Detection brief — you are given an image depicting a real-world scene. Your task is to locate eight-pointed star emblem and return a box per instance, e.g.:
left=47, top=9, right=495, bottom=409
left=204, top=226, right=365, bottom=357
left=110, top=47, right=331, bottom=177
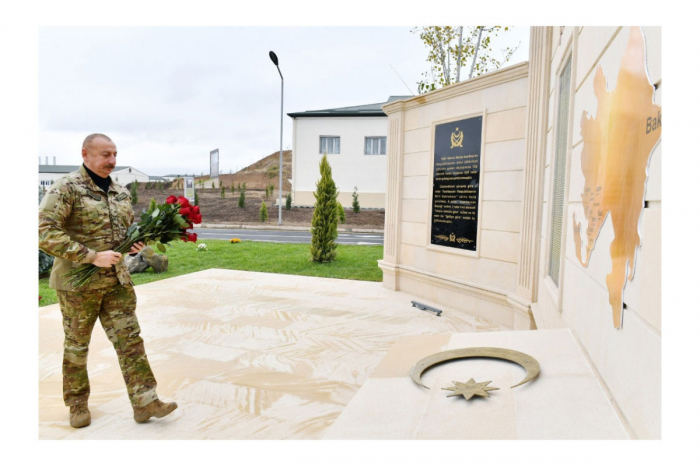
left=442, top=378, right=499, bottom=401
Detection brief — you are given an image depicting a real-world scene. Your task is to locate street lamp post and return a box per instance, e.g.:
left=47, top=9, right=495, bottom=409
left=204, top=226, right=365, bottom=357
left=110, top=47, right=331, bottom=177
left=269, top=51, right=284, bottom=225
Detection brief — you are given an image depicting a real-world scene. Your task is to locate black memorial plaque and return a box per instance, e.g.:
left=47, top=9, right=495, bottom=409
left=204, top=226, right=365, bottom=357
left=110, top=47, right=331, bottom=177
left=430, top=116, right=483, bottom=251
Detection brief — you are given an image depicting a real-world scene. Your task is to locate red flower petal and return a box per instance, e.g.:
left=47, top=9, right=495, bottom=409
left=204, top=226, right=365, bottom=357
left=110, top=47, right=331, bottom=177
left=166, top=195, right=177, bottom=204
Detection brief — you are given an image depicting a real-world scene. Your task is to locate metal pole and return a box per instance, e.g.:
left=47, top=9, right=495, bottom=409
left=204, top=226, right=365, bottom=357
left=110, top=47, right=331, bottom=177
left=278, top=69, right=284, bottom=225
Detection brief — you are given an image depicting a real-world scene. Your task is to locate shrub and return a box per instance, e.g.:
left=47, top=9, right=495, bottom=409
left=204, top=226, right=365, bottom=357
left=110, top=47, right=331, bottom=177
left=219, top=179, right=222, bottom=188
left=194, top=190, right=199, bottom=206
left=352, top=186, right=360, bottom=213
left=310, top=154, right=339, bottom=262
left=39, top=250, right=54, bottom=275
left=285, top=193, right=292, bottom=210
left=130, top=182, right=139, bottom=205
left=230, top=183, right=235, bottom=194
left=259, top=201, right=268, bottom=222
left=220, top=186, right=225, bottom=198
left=211, top=181, right=215, bottom=189
left=238, top=191, right=245, bottom=209
left=336, top=202, right=346, bottom=224
left=269, top=183, right=274, bottom=198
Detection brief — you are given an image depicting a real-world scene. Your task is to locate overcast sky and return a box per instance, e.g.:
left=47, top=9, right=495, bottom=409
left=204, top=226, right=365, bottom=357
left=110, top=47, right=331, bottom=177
left=39, top=27, right=529, bottom=176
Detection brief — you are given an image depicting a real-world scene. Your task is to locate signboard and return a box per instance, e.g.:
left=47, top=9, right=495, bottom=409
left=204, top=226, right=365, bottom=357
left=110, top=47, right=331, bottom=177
left=184, top=176, right=195, bottom=204
left=430, top=116, right=483, bottom=251
left=210, top=149, right=219, bottom=179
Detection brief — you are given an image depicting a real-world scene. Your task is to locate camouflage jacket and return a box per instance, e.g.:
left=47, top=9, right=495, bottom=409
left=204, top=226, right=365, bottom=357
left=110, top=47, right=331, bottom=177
left=39, top=165, right=135, bottom=291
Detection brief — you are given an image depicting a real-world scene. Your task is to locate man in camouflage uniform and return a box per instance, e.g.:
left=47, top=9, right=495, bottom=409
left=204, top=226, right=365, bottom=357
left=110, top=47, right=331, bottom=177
left=39, top=133, right=177, bottom=428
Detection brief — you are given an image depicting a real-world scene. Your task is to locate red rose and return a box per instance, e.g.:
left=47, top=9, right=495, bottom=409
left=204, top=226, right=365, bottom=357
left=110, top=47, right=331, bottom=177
left=180, top=206, right=192, bottom=217
left=177, top=196, right=190, bottom=207
left=192, top=214, right=202, bottom=224
left=166, top=195, right=177, bottom=204
left=192, top=205, right=200, bottom=214
left=187, top=232, right=197, bottom=242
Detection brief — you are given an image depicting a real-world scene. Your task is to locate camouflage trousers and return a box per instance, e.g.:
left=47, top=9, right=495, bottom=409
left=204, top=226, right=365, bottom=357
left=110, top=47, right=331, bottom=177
left=56, top=284, right=158, bottom=408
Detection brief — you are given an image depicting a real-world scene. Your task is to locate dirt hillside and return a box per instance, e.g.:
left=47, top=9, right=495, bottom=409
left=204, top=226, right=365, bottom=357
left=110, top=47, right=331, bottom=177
left=195, top=150, right=292, bottom=193
left=130, top=149, right=385, bottom=229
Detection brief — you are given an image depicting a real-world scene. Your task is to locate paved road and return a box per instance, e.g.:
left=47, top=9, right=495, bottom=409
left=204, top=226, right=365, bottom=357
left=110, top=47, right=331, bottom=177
left=192, top=227, right=384, bottom=245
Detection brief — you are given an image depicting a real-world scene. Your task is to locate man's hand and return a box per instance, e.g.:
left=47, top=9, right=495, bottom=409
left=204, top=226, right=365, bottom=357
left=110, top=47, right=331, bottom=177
left=92, top=250, right=122, bottom=268
left=129, top=242, right=145, bottom=255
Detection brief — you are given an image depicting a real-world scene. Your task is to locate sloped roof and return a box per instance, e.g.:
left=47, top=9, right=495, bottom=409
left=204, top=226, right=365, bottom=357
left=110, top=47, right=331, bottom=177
left=288, top=95, right=411, bottom=118
left=39, top=165, right=132, bottom=174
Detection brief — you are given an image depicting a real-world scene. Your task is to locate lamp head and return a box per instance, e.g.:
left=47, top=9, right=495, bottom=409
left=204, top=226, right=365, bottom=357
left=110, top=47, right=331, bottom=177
left=269, top=51, right=279, bottom=66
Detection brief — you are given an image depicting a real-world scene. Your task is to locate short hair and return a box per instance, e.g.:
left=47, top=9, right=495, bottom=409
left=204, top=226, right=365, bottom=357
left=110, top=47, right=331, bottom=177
left=82, top=133, right=113, bottom=149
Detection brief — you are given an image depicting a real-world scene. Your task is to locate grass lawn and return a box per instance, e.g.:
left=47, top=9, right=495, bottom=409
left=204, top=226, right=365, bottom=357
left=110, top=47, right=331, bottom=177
left=39, top=240, right=384, bottom=307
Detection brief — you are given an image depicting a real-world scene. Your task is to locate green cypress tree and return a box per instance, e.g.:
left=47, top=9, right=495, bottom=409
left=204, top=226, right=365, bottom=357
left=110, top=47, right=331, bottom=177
left=285, top=193, right=292, bottom=210
left=336, top=201, right=346, bottom=224
left=238, top=191, right=245, bottom=209
left=220, top=185, right=225, bottom=198
left=230, top=183, right=235, bottom=194
left=194, top=190, right=199, bottom=206
left=259, top=201, right=268, bottom=222
left=352, top=186, right=360, bottom=213
left=310, top=154, right=339, bottom=262
left=130, top=182, right=139, bottom=205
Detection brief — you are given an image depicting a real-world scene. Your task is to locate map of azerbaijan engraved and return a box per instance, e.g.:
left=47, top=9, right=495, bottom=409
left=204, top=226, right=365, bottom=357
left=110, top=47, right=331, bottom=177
left=572, top=27, right=661, bottom=328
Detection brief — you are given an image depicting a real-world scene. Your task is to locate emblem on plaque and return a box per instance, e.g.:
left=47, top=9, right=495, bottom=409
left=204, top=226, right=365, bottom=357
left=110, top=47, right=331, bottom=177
left=450, top=127, right=463, bottom=148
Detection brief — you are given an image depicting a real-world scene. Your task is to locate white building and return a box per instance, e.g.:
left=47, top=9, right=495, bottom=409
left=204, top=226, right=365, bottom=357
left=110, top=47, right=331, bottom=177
left=39, top=164, right=149, bottom=187
left=288, top=96, right=410, bottom=209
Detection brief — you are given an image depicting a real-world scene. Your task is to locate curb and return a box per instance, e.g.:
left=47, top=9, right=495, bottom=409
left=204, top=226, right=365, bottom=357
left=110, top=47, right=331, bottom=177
left=196, top=223, right=384, bottom=234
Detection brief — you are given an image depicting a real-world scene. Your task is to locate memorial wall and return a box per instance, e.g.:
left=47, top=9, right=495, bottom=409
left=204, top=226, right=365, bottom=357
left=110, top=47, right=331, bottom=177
left=380, top=27, right=661, bottom=439
left=526, top=26, right=661, bottom=439
left=380, top=62, right=532, bottom=330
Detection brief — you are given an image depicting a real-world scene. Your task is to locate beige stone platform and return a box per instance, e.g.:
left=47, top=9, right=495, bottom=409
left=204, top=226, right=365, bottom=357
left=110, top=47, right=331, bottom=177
left=39, top=269, right=505, bottom=439
left=324, top=329, right=629, bottom=439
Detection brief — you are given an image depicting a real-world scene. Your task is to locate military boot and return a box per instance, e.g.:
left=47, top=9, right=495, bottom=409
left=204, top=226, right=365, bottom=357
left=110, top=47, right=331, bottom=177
left=133, top=399, right=178, bottom=423
left=69, top=402, right=91, bottom=428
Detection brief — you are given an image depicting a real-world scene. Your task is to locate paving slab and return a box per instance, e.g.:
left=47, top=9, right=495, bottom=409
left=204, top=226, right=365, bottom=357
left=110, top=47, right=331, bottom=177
left=39, top=268, right=504, bottom=439
left=324, top=329, right=629, bottom=440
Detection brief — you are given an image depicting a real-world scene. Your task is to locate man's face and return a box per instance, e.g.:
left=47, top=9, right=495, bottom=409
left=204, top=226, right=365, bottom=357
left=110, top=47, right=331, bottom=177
left=82, top=137, right=117, bottom=178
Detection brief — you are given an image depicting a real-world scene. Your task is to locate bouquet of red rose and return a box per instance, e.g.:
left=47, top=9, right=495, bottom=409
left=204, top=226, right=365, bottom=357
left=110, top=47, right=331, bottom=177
left=63, top=195, right=201, bottom=289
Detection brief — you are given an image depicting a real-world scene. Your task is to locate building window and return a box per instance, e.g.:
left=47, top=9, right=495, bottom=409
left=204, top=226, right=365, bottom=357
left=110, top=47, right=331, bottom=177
left=320, top=136, right=340, bottom=154
left=548, top=57, right=572, bottom=287
left=364, top=137, right=386, bottom=155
